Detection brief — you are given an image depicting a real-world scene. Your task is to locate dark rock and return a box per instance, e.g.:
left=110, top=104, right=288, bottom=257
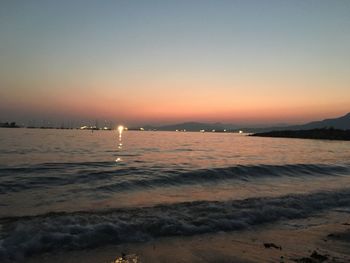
left=251, top=128, right=350, bottom=141
left=263, top=242, right=282, bottom=250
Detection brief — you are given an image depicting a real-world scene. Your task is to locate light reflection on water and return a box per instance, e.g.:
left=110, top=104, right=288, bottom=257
left=116, top=126, right=123, bottom=162
left=0, top=128, right=349, bottom=217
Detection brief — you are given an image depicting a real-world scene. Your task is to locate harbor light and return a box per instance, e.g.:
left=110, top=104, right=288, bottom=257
left=118, top=125, right=124, bottom=134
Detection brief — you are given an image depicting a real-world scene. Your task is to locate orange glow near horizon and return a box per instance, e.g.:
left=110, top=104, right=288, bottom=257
left=2, top=83, right=348, bottom=126
left=2, top=69, right=349, bottom=125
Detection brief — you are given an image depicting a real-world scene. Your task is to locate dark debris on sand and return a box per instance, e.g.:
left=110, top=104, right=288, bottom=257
left=293, top=250, right=329, bottom=263
left=327, top=229, right=350, bottom=242
left=263, top=242, right=282, bottom=250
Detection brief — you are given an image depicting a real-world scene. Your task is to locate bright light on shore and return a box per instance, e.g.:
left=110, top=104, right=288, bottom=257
left=118, top=125, right=124, bottom=133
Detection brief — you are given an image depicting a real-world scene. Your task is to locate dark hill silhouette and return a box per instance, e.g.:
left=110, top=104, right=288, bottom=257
left=130, top=112, right=350, bottom=132
left=244, top=112, right=350, bottom=132
left=290, top=112, right=350, bottom=130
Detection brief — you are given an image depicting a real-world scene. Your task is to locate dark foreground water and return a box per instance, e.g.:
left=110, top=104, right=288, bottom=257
left=0, top=129, right=350, bottom=261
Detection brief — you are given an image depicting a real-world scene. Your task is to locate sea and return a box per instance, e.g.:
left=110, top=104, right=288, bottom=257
left=0, top=128, right=350, bottom=262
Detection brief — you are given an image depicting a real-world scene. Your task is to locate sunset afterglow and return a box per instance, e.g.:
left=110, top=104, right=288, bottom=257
left=1, top=1, right=349, bottom=126
left=1, top=2, right=350, bottom=262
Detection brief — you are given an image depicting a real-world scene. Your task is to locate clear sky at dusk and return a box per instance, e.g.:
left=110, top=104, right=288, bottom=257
left=1, top=0, right=350, bottom=126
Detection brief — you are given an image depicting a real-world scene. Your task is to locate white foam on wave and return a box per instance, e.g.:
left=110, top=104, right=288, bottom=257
left=1, top=189, right=350, bottom=262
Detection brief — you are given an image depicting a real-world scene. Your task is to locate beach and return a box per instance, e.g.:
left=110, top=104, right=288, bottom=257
left=26, top=210, right=350, bottom=263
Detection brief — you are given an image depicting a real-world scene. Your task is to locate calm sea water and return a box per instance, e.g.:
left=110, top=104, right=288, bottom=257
left=0, top=128, right=350, bottom=261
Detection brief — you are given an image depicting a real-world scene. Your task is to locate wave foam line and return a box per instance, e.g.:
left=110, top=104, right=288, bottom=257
left=1, top=189, right=350, bottom=261
left=0, top=163, right=349, bottom=194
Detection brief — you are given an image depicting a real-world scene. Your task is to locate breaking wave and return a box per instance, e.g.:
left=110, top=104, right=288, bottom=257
left=96, top=163, right=349, bottom=192
left=1, top=189, right=350, bottom=261
left=0, top=162, right=349, bottom=194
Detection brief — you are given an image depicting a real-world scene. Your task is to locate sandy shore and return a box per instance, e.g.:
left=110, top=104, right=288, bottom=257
left=27, top=210, right=350, bottom=263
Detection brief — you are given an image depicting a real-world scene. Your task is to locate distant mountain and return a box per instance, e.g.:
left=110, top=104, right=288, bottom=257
left=131, top=112, right=350, bottom=132
left=246, top=112, right=350, bottom=132
left=294, top=112, right=350, bottom=130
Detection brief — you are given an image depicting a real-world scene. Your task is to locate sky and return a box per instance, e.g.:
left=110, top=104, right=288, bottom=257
left=1, top=0, right=350, bottom=126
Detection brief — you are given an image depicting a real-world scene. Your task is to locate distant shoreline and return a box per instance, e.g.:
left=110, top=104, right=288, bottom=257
left=0, top=126, right=245, bottom=133
left=251, top=128, right=350, bottom=141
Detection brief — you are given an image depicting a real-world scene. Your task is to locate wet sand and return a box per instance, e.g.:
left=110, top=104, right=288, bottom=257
left=27, top=210, right=350, bottom=263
